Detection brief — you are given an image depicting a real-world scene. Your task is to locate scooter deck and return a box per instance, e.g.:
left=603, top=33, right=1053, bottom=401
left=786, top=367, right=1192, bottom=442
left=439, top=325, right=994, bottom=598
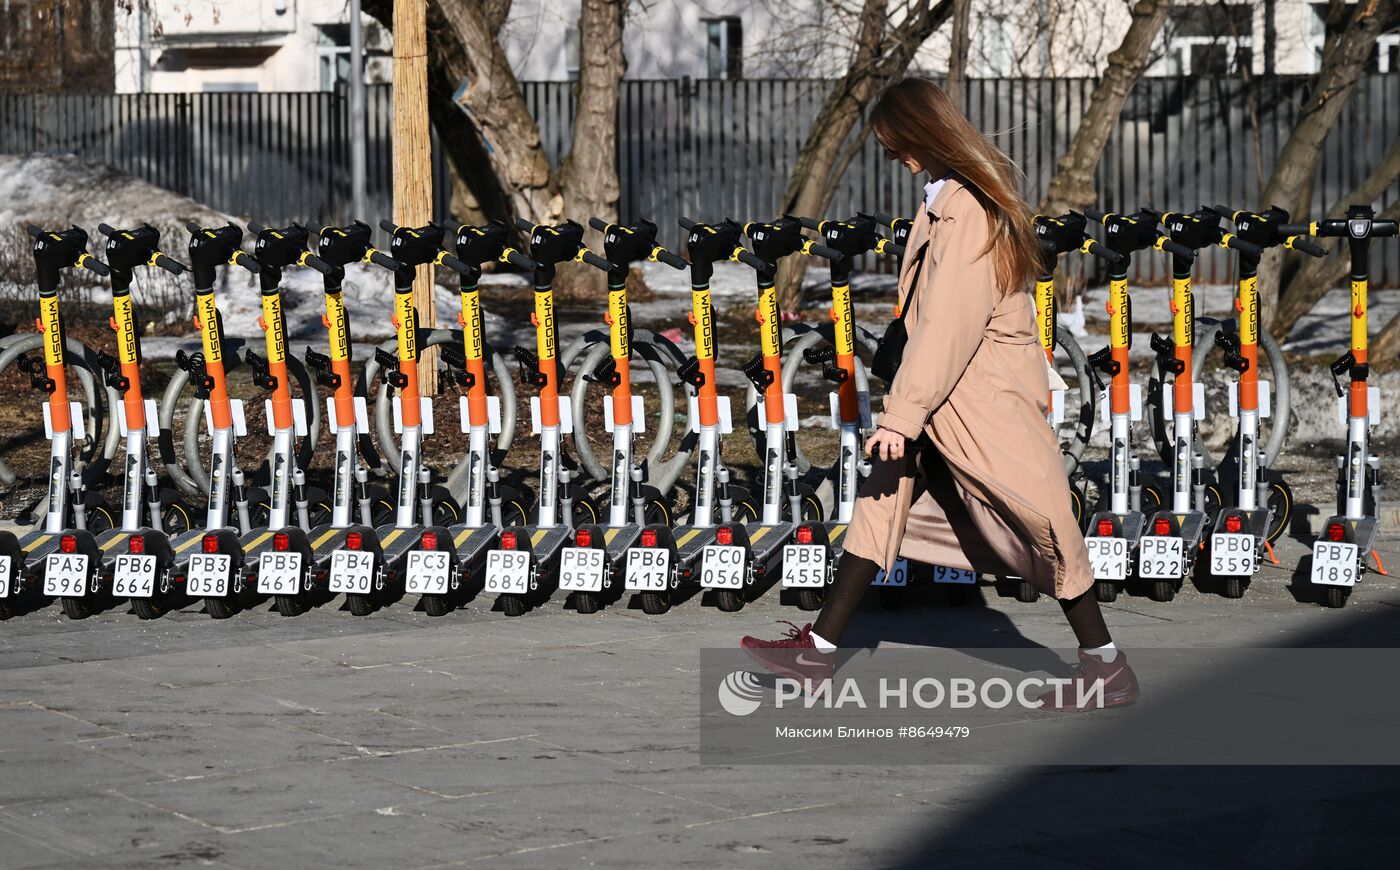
left=373, top=524, right=428, bottom=564
left=598, top=525, right=643, bottom=566
left=168, top=527, right=236, bottom=569
left=517, top=526, right=573, bottom=566
left=17, top=530, right=64, bottom=566
left=823, top=522, right=850, bottom=560
left=743, top=521, right=794, bottom=572
left=308, top=526, right=357, bottom=561
left=447, top=525, right=499, bottom=566
left=238, top=528, right=285, bottom=561
left=673, top=525, right=721, bottom=568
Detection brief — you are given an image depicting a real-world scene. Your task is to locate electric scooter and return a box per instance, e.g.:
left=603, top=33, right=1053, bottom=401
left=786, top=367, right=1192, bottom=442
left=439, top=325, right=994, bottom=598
left=626, top=218, right=766, bottom=615
left=1080, top=208, right=1192, bottom=603
left=11, top=226, right=112, bottom=617
left=93, top=223, right=193, bottom=619
left=1285, top=205, right=1399, bottom=608
left=556, top=218, right=687, bottom=614
left=398, top=220, right=535, bottom=616
left=1133, top=208, right=1255, bottom=601
left=688, top=217, right=839, bottom=612
left=482, top=219, right=609, bottom=617
left=1202, top=205, right=1325, bottom=597
left=172, top=222, right=265, bottom=618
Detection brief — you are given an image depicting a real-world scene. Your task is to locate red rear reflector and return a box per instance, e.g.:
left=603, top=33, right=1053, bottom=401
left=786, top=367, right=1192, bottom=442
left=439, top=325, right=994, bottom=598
left=641, top=529, right=658, bottom=547
left=345, top=531, right=363, bottom=550
left=574, top=528, right=592, bottom=548
left=421, top=531, right=438, bottom=550
left=500, top=531, right=517, bottom=550
left=202, top=534, right=220, bottom=553
left=128, top=535, right=146, bottom=554
left=1224, top=515, right=1243, bottom=534
left=716, top=526, right=733, bottom=546
left=60, top=534, right=77, bottom=554
left=1096, top=519, right=1114, bottom=537
left=1153, top=518, right=1172, bottom=536
left=795, top=525, right=813, bottom=544
left=273, top=532, right=290, bottom=552
left=1327, top=522, right=1346, bottom=543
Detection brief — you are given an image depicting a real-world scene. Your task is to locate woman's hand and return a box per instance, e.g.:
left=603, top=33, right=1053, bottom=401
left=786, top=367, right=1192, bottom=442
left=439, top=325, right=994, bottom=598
left=864, top=427, right=909, bottom=462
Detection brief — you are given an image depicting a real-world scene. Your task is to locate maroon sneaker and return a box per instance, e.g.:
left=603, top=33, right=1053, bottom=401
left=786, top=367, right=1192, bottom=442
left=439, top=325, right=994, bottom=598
left=1037, top=650, right=1140, bottom=712
left=739, top=621, right=836, bottom=684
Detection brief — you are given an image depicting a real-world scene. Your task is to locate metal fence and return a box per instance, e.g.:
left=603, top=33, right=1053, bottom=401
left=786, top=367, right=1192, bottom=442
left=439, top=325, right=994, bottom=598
left=2, top=76, right=1397, bottom=284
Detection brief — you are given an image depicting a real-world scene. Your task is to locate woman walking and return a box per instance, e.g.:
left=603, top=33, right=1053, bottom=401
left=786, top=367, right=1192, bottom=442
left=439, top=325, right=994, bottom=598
left=740, top=78, right=1138, bottom=711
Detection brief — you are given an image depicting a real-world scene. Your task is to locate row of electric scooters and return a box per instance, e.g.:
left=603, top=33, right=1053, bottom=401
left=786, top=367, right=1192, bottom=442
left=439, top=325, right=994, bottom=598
left=0, top=203, right=1392, bottom=624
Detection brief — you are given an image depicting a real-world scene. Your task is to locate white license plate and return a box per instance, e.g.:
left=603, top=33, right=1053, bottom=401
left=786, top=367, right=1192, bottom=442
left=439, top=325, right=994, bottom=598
left=405, top=550, right=452, bottom=595
left=1311, top=541, right=1360, bottom=587
left=781, top=544, right=827, bottom=588
left=1210, top=533, right=1257, bottom=576
left=625, top=547, right=670, bottom=591
left=486, top=550, right=531, bottom=594
left=113, top=554, right=157, bottom=598
left=0, top=555, right=11, bottom=598
left=329, top=549, right=375, bottom=594
left=43, top=553, right=89, bottom=597
left=872, top=558, right=911, bottom=587
left=929, top=564, right=975, bottom=585
left=558, top=547, right=606, bottom=592
left=185, top=553, right=231, bottom=597
left=258, top=551, right=302, bottom=595
left=1138, top=536, right=1185, bottom=579
left=1086, top=537, right=1129, bottom=580
left=700, top=544, right=745, bottom=589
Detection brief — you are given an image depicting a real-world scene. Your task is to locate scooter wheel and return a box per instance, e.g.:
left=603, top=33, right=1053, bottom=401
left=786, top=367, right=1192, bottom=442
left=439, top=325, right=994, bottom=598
left=715, top=589, right=745, bottom=612
left=1095, top=581, right=1119, bottom=603
left=345, top=593, right=375, bottom=617
left=131, top=596, right=168, bottom=620
left=1148, top=580, right=1175, bottom=602
left=1203, top=483, right=1225, bottom=521
left=1324, top=586, right=1349, bottom=609
left=1221, top=576, right=1245, bottom=599
left=500, top=593, right=528, bottom=617
left=276, top=594, right=310, bottom=617
left=1069, top=485, right=1087, bottom=530
left=0, top=599, right=13, bottom=621
left=1015, top=580, right=1040, bottom=603
left=204, top=597, right=238, bottom=620
left=1266, top=480, right=1293, bottom=544
left=796, top=589, right=824, bottom=612
left=163, top=502, right=195, bottom=535
left=639, top=591, right=670, bottom=615
left=1140, top=484, right=1166, bottom=515
left=60, top=596, right=94, bottom=620
left=421, top=593, right=454, bottom=617
left=573, top=592, right=602, bottom=615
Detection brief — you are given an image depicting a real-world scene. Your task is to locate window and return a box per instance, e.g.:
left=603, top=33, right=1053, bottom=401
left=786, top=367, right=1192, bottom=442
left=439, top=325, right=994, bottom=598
left=1309, top=3, right=1400, bottom=73
left=705, top=17, right=743, bottom=80
left=1379, top=34, right=1400, bottom=73
left=1162, top=2, right=1253, bottom=75
left=317, top=23, right=352, bottom=91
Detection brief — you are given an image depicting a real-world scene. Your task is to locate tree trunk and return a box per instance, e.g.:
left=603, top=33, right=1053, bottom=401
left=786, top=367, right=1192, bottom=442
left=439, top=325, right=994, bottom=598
left=392, top=0, right=438, bottom=395
left=773, top=0, right=954, bottom=312
left=1272, top=131, right=1400, bottom=336
left=1255, top=0, right=1396, bottom=326
left=1363, top=197, right=1400, bottom=358
left=555, top=0, right=626, bottom=296
left=946, top=0, right=972, bottom=107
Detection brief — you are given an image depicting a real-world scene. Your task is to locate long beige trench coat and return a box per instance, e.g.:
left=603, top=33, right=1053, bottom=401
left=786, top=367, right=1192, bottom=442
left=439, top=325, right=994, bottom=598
left=842, top=178, right=1094, bottom=600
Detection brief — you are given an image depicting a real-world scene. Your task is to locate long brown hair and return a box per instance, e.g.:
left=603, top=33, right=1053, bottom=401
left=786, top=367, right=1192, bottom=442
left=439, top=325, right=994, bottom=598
left=870, top=78, right=1039, bottom=294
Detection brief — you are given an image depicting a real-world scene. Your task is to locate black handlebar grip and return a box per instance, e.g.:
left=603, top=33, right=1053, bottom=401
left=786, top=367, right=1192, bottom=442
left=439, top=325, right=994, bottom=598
left=439, top=218, right=461, bottom=234
left=369, top=250, right=401, bottom=271
left=302, top=254, right=334, bottom=275
left=797, top=216, right=821, bottom=231
left=505, top=249, right=538, bottom=271
left=581, top=250, right=613, bottom=271
left=25, top=224, right=44, bottom=239
left=871, top=213, right=896, bottom=227
left=231, top=251, right=261, bottom=273
left=97, top=223, right=118, bottom=238
left=1161, top=238, right=1196, bottom=260
left=247, top=221, right=266, bottom=236
left=378, top=219, right=399, bottom=235
left=305, top=224, right=326, bottom=237
left=588, top=217, right=611, bottom=233
left=678, top=217, right=698, bottom=232
left=883, top=242, right=906, bottom=257
left=439, top=253, right=469, bottom=274
left=1226, top=236, right=1265, bottom=259
left=82, top=257, right=111, bottom=277
left=1279, top=223, right=1310, bottom=236
left=737, top=250, right=768, bottom=270
left=1211, top=204, right=1236, bottom=220
left=1291, top=237, right=1327, bottom=258
left=185, top=221, right=205, bottom=236
left=514, top=217, right=536, bottom=234
left=154, top=253, right=188, bottom=275
left=656, top=249, right=687, bottom=269
left=1084, top=208, right=1108, bottom=223
left=808, top=242, right=843, bottom=262
left=1085, top=241, right=1124, bottom=265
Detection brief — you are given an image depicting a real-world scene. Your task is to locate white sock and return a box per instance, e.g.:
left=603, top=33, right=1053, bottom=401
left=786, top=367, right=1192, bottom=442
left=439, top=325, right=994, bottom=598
left=1083, top=642, right=1118, bottom=663
left=809, top=630, right=837, bottom=653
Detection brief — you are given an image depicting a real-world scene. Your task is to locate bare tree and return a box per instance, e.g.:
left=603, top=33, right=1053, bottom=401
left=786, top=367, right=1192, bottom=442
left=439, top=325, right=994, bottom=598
left=1256, top=0, right=1399, bottom=328
left=946, top=0, right=972, bottom=104
left=773, top=0, right=955, bottom=311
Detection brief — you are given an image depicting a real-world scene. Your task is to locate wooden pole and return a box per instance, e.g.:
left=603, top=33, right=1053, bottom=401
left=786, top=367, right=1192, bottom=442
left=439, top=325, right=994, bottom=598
left=393, top=0, right=437, bottom=394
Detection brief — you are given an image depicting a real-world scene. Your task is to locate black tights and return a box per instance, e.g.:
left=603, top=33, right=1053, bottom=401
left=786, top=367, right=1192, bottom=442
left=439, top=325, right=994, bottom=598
left=811, top=553, right=1111, bottom=649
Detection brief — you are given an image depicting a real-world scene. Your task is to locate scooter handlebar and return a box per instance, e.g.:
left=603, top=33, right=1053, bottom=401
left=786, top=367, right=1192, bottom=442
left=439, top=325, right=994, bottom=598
left=368, top=250, right=401, bottom=271
left=97, top=223, right=118, bottom=238
left=1288, top=236, right=1328, bottom=258
left=79, top=255, right=111, bottom=276
left=678, top=217, right=698, bottom=232
left=804, top=241, right=844, bottom=262
left=654, top=248, right=688, bottom=269
left=1083, top=238, right=1126, bottom=265
left=1159, top=237, right=1196, bottom=260
left=378, top=219, right=399, bottom=235
left=25, top=224, right=44, bottom=239
left=153, top=252, right=187, bottom=275
left=299, top=253, right=334, bottom=275
left=580, top=250, right=612, bottom=271
left=247, top=221, right=267, bottom=236
left=514, top=217, right=536, bottom=234
left=229, top=250, right=260, bottom=273
left=1084, top=207, right=1109, bottom=223
left=1278, top=223, right=1311, bottom=236
left=871, top=212, right=896, bottom=227
left=185, top=220, right=205, bottom=236
left=736, top=249, right=768, bottom=270
left=1223, top=235, right=1266, bottom=259
left=588, top=217, right=611, bottom=233
left=438, top=252, right=470, bottom=274
left=796, top=216, right=822, bottom=231
left=502, top=248, right=538, bottom=271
